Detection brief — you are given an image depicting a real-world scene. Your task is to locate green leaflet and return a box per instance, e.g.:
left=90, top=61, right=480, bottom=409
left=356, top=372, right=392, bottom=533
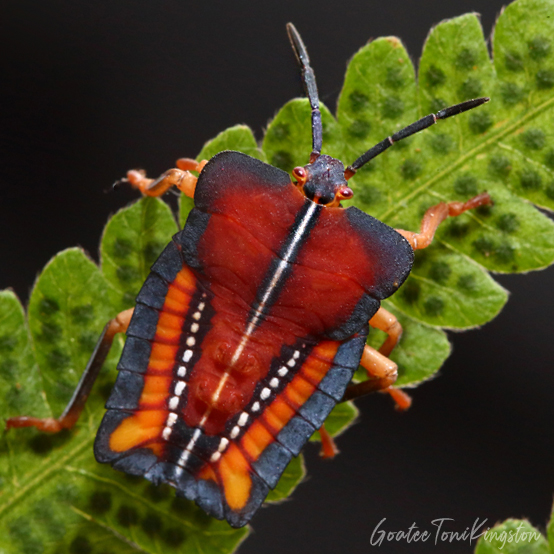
left=101, top=197, right=179, bottom=311
left=475, top=518, right=551, bottom=554
left=1, top=1, right=554, bottom=552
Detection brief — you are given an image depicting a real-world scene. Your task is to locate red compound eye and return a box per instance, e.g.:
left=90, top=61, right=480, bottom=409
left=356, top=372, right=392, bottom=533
left=338, top=186, right=354, bottom=200
left=292, top=166, right=306, bottom=181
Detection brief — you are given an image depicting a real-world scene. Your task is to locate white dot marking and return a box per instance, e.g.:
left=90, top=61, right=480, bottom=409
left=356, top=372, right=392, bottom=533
left=167, top=412, right=178, bottom=425
left=174, top=381, right=186, bottom=396
left=270, top=377, right=279, bottom=388
left=260, top=387, right=271, bottom=400
left=183, top=350, right=193, bottom=362
left=177, top=365, right=187, bottom=377
left=278, top=366, right=288, bottom=377
left=287, top=358, right=296, bottom=368
left=210, top=451, right=221, bottom=462
left=169, top=396, right=179, bottom=410
left=162, top=427, right=172, bottom=440
left=238, top=412, right=249, bottom=427
left=252, top=401, right=260, bottom=412
left=293, top=350, right=300, bottom=359
left=190, top=322, right=199, bottom=333
left=230, top=426, right=240, bottom=439
left=192, top=311, right=201, bottom=321
left=218, top=437, right=229, bottom=452
left=186, top=336, right=195, bottom=347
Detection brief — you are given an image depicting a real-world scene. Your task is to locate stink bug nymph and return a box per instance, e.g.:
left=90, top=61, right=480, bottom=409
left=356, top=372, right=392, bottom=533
left=6, top=24, right=491, bottom=528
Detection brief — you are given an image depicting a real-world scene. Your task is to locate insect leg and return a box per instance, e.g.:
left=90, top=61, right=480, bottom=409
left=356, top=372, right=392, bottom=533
left=396, top=192, right=492, bottom=250
left=5, top=308, right=134, bottom=433
left=369, top=307, right=402, bottom=357
left=125, top=158, right=207, bottom=198
left=318, top=424, right=339, bottom=459
left=342, top=345, right=412, bottom=411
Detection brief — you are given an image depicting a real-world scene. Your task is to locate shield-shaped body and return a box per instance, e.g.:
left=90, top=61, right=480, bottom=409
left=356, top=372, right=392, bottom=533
left=94, top=151, right=414, bottom=527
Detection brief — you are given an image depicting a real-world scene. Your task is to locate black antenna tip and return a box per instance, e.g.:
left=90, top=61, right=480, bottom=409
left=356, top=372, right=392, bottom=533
left=436, top=97, right=490, bottom=120
left=286, top=22, right=309, bottom=65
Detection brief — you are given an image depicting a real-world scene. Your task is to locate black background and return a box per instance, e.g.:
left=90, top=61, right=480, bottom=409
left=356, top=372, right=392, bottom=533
left=1, top=2, right=553, bottom=553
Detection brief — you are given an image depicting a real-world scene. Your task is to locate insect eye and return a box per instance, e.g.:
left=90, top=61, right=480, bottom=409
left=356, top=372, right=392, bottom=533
left=338, top=186, right=354, bottom=200
left=292, top=166, right=306, bottom=181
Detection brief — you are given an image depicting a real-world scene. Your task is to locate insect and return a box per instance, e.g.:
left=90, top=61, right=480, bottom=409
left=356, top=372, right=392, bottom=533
left=6, top=24, right=491, bottom=528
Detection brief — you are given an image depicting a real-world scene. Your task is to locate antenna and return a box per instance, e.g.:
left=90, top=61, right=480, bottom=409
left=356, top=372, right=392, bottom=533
left=344, top=97, right=490, bottom=179
left=286, top=23, right=322, bottom=163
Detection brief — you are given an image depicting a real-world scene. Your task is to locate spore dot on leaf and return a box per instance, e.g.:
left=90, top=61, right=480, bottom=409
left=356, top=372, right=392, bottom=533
left=500, top=82, right=525, bottom=106
left=457, top=273, right=477, bottom=292
left=113, top=237, right=134, bottom=259
left=146, top=482, right=171, bottom=502
left=522, top=128, right=546, bottom=150
left=401, top=159, right=422, bottom=180
left=39, top=297, right=60, bottom=316
left=459, top=77, right=482, bottom=99
left=348, top=119, right=371, bottom=139
left=41, top=321, right=61, bottom=341
left=144, top=241, right=166, bottom=266
left=382, top=96, right=404, bottom=119
left=271, top=151, right=293, bottom=172
left=536, top=69, right=554, bottom=89
left=473, top=236, right=495, bottom=257
left=476, top=203, right=492, bottom=217
left=116, top=264, right=141, bottom=284
left=488, top=155, right=512, bottom=178
left=117, top=505, right=140, bottom=527
left=456, top=48, right=478, bottom=70
left=520, top=169, right=542, bottom=190
left=505, top=50, right=524, bottom=71
left=454, top=174, right=478, bottom=196
left=90, top=491, right=112, bottom=515
left=429, top=98, right=448, bottom=113
left=528, top=36, right=551, bottom=60
left=497, top=213, right=520, bottom=234
left=386, top=67, right=405, bottom=88
left=429, top=261, right=451, bottom=283
left=545, top=149, right=554, bottom=169
left=468, top=112, right=492, bottom=134
left=348, top=90, right=370, bottom=112
left=193, top=507, right=214, bottom=527
left=546, top=181, right=554, bottom=200
left=0, top=359, right=17, bottom=378
left=171, top=496, right=196, bottom=516
left=0, top=335, right=17, bottom=353
left=495, top=242, right=516, bottom=263
left=424, top=296, right=444, bottom=316
left=271, top=122, right=290, bottom=140
left=28, top=434, right=54, bottom=455
left=356, top=185, right=381, bottom=206
left=70, top=305, right=94, bottom=324
left=78, top=330, right=97, bottom=352
left=401, top=279, right=420, bottom=304
left=47, top=348, right=71, bottom=369
left=142, top=513, right=163, bottom=536
left=70, top=536, right=92, bottom=554
left=425, top=65, right=446, bottom=87
left=162, top=527, right=186, bottom=547
left=430, top=133, right=453, bottom=155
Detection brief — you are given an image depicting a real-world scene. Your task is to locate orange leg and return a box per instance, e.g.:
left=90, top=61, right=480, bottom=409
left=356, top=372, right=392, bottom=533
left=126, top=158, right=208, bottom=199
left=318, top=424, right=339, bottom=459
left=343, top=344, right=411, bottom=411
left=396, top=192, right=492, bottom=250
left=5, top=308, right=134, bottom=433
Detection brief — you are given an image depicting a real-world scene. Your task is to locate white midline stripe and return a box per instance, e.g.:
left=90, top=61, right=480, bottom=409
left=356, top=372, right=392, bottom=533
left=210, top=201, right=319, bottom=405
left=177, top=201, right=318, bottom=467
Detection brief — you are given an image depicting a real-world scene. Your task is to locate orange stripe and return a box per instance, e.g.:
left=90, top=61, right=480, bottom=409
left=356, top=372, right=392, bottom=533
left=219, top=443, right=252, bottom=510
left=284, top=374, right=316, bottom=408
left=173, top=267, right=197, bottom=294
left=240, top=419, right=274, bottom=460
left=139, top=375, right=173, bottom=409
left=109, top=410, right=167, bottom=452
left=154, top=311, right=185, bottom=344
